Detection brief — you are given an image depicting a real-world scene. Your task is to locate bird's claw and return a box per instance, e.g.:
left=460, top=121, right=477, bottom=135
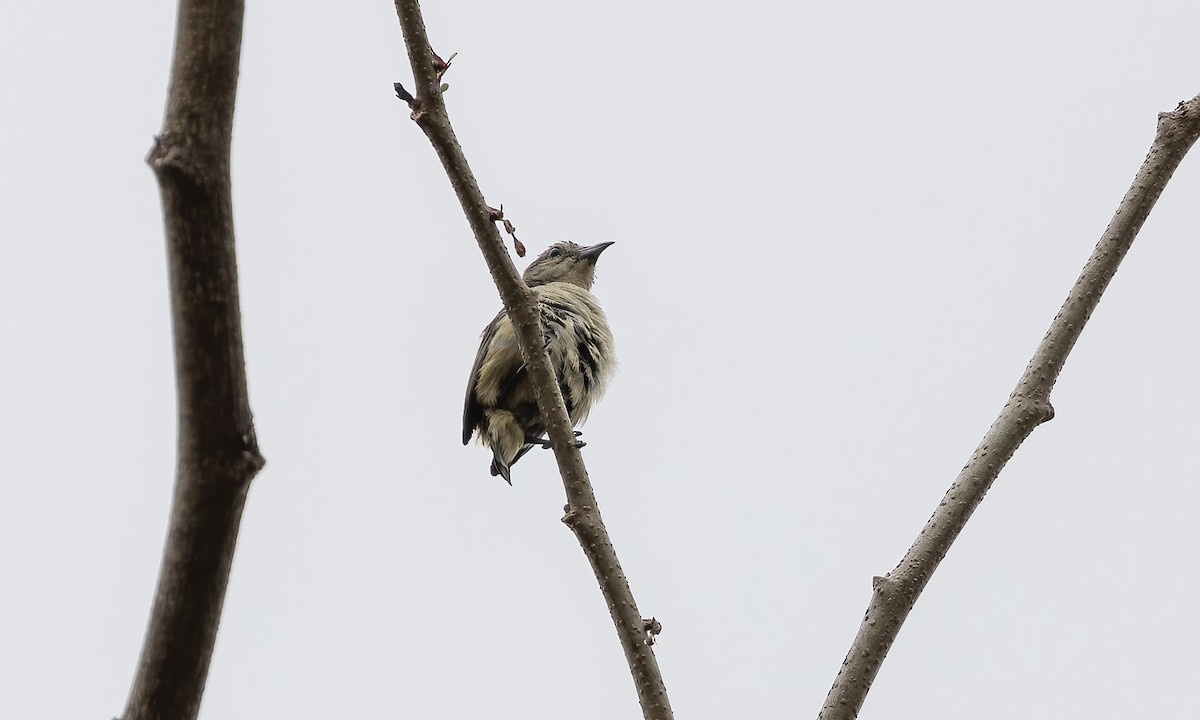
left=526, top=431, right=585, bottom=451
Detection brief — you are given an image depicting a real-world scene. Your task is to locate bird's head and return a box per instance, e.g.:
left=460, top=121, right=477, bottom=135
left=522, top=241, right=614, bottom=290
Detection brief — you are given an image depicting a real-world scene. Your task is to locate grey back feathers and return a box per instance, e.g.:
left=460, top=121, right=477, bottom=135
left=462, top=241, right=617, bottom=484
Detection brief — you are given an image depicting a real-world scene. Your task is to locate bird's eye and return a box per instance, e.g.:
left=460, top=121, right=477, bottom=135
left=547, top=247, right=564, bottom=258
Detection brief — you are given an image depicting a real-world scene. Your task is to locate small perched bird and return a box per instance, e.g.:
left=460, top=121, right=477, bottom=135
left=463, top=241, right=617, bottom=484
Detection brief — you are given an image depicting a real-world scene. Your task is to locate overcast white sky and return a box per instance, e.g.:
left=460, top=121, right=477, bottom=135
left=3, top=1, right=1199, bottom=718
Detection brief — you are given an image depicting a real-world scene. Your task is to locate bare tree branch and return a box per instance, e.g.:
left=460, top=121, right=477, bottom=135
left=819, top=94, right=1200, bottom=720
left=122, top=1, right=263, bottom=719
left=391, top=3, right=673, bottom=718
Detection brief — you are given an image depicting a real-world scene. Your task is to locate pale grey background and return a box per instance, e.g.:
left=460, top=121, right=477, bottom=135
left=2, top=1, right=1198, bottom=718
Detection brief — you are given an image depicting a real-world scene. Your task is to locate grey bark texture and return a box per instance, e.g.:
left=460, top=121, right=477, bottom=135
left=819, top=93, right=1200, bottom=720
left=122, top=1, right=264, bottom=719
left=391, top=2, right=674, bottom=718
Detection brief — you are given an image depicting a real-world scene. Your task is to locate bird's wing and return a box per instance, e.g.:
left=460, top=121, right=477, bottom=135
left=463, top=309, right=506, bottom=445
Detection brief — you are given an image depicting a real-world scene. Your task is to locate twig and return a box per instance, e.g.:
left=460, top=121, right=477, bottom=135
left=487, top=204, right=525, bottom=256
left=818, top=94, right=1200, bottom=720
left=122, top=1, right=264, bottom=719
left=392, top=3, right=673, bottom=718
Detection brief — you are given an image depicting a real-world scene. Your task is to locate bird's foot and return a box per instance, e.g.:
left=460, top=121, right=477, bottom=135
left=526, top=431, right=585, bottom=450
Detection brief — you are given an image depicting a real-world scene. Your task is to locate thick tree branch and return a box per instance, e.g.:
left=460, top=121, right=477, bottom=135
left=819, top=94, right=1200, bottom=720
left=123, top=1, right=263, bottom=719
left=392, top=3, right=673, bottom=718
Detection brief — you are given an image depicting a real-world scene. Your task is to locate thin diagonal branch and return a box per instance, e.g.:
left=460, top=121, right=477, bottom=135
left=819, top=94, right=1200, bottom=720
left=123, top=1, right=264, bottom=719
left=392, top=3, right=673, bottom=718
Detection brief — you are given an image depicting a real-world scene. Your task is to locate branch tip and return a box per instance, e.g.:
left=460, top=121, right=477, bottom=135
left=487, top=205, right=525, bottom=256
left=642, top=617, right=663, bottom=645
left=393, top=82, right=416, bottom=108
left=431, top=50, right=456, bottom=79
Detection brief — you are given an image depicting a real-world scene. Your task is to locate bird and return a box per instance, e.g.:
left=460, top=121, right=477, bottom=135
left=463, top=241, right=617, bottom=484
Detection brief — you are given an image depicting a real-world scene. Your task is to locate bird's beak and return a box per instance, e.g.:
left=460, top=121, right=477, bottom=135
left=576, top=241, right=615, bottom=261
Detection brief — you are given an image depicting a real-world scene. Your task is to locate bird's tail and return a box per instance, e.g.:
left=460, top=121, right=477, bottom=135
left=489, top=454, right=512, bottom=485
left=484, top=409, right=526, bottom=485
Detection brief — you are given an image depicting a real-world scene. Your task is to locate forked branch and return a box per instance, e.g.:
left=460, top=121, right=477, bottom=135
left=391, top=2, right=673, bottom=718
left=819, top=94, right=1200, bottom=720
